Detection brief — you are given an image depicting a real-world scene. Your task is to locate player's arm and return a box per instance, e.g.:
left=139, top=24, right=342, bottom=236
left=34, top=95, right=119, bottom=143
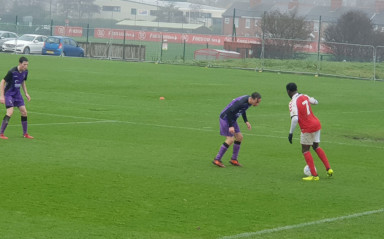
left=288, top=115, right=298, bottom=144
left=21, top=81, right=31, bottom=101
left=288, top=100, right=298, bottom=144
left=309, top=97, right=318, bottom=105
left=0, top=71, right=12, bottom=104
left=226, top=99, right=243, bottom=127
left=226, top=100, right=243, bottom=134
left=241, top=112, right=248, bottom=124
left=230, top=96, right=248, bottom=124
left=241, top=112, right=252, bottom=130
left=0, top=79, right=6, bottom=104
left=289, top=115, right=298, bottom=134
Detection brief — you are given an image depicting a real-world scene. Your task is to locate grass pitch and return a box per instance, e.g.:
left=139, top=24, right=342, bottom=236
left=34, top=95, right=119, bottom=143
left=0, top=54, right=383, bottom=239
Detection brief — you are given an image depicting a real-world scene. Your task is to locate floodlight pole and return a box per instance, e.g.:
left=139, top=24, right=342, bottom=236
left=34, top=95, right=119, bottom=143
left=260, top=11, right=266, bottom=70
left=50, top=19, right=53, bottom=36
left=123, top=30, right=126, bottom=60
left=317, top=15, right=322, bottom=75
left=232, top=8, right=236, bottom=42
left=15, top=15, right=18, bottom=32
left=373, top=46, right=376, bottom=81
left=160, top=34, right=163, bottom=62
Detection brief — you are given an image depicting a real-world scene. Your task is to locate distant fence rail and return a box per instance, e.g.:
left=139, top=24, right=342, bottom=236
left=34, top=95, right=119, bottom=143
left=1, top=22, right=384, bottom=81
left=79, top=42, right=145, bottom=60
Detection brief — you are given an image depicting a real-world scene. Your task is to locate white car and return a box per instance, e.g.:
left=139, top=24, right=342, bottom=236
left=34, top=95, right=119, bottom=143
left=0, top=31, right=18, bottom=51
left=2, top=34, right=47, bottom=54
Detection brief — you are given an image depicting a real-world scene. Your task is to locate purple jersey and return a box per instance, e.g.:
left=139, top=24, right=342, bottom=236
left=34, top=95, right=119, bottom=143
left=4, top=66, right=28, bottom=96
left=220, top=95, right=251, bottom=127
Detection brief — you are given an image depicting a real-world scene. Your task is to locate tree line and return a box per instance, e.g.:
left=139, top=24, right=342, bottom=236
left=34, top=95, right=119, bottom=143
left=260, top=9, right=384, bottom=61
left=0, top=0, right=100, bottom=24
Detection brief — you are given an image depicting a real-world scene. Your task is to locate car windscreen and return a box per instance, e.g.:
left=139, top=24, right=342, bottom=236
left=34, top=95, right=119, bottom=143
left=46, top=37, right=60, bottom=44
left=18, top=35, right=35, bottom=41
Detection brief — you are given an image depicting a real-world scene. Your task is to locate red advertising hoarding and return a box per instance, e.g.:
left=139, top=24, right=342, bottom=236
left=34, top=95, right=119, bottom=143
left=93, top=28, right=261, bottom=46
left=54, top=26, right=83, bottom=37
left=54, top=26, right=326, bottom=53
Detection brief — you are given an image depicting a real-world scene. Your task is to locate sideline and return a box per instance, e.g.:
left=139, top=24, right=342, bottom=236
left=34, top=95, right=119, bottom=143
left=219, top=208, right=384, bottom=239
left=22, top=111, right=384, bottom=150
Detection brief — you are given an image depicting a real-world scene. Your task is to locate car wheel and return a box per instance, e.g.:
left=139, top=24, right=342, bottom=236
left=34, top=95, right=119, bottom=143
left=23, top=47, right=30, bottom=54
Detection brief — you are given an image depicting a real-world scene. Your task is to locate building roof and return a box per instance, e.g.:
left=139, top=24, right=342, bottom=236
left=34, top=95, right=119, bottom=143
left=370, top=10, right=384, bottom=25
left=222, top=1, right=384, bottom=25
left=305, top=6, right=358, bottom=22
left=116, top=19, right=204, bottom=29
left=125, top=0, right=225, bottom=11
left=222, top=2, right=274, bottom=18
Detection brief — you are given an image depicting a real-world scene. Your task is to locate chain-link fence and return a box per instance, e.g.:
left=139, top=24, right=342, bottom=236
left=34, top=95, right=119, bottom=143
left=1, top=21, right=383, bottom=81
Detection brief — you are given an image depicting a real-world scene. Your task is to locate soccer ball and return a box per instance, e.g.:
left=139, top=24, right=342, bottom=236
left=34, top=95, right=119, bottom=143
left=304, top=165, right=317, bottom=176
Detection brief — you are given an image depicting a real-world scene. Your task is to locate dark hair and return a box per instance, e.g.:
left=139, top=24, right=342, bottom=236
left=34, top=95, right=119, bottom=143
left=251, top=92, right=261, bottom=99
left=286, top=82, right=297, bottom=92
left=19, top=57, right=28, bottom=63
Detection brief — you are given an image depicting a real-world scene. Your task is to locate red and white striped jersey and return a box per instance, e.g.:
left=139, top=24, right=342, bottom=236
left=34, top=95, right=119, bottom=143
left=289, top=93, right=321, bottom=133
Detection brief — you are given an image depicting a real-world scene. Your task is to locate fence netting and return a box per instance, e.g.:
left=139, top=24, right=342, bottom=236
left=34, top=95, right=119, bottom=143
left=0, top=22, right=383, bottom=81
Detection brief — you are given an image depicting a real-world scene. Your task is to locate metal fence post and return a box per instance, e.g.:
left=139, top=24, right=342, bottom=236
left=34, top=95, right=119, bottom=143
left=316, top=16, right=322, bottom=76
left=50, top=19, right=53, bottom=36
left=15, top=16, right=18, bottom=34
left=373, top=46, right=376, bottom=81
left=260, top=11, right=266, bottom=71
left=123, top=30, right=126, bottom=60
left=183, top=39, right=186, bottom=63
left=160, top=34, right=163, bottom=63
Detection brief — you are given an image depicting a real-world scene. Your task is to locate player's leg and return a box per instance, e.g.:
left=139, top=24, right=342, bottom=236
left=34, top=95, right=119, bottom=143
left=0, top=103, right=14, bottom=139
left=19, top=105, right=33, bottom=139
left=229, top=123, right=242, bottom=166
left=301, top=132, right=319, bottom=180
left=215, top=136, right=233, bottom=159
left=312, top=131, right=332, bottom=176
left=213, top=119, right=233, bottom=167
left=313, top=143, right=331, bottom=170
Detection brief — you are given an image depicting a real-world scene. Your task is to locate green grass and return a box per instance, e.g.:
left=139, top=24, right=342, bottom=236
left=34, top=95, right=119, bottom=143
left=191, top=58, right=379, bottom=80
left=0, top=53, right=383, bottom=238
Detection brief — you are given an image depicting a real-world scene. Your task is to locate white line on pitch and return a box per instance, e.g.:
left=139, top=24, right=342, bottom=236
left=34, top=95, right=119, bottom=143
left=8, top=120, right=117, bottom=127
left=28, top=111, right=384, bottom=149
left=340, top=109, right=384, bottom=114
left=30, top=111, right=103, bottom=121
left=219, top=208, right=384, bottom=239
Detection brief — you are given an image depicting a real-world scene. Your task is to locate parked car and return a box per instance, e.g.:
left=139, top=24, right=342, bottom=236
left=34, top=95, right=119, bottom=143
left=2, top=34, right=47, bottom=54
left=42, top=36, right=84, bottom=57
left=0, top=31, right=18, bottom=51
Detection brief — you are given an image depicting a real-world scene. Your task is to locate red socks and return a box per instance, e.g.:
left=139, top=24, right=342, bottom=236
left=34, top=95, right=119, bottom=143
left=303, top=151, right=318, bottom=176
left=315, top=147, right=331, bottom=170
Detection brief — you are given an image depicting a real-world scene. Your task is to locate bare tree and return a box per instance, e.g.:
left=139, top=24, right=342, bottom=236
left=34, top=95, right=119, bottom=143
left=0, top=0, right=13, bottom=12
left=187, top=0, right=217, bottom=6
left=324, top=10, right=377, bottom=61
left=261, top=10, right=311, bottom=59
left=3, top=0, right=48, bottom=23
left=262, top=10, right=310, bottom=40
left=325, top=10, right=373, bottom=44
left=56, top=0, right=99, bottom=20
left=155, top=3, right=186, bottom=23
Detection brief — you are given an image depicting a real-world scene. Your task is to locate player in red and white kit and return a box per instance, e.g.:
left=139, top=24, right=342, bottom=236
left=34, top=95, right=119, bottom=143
left=286, top=83, right=333, bottom=181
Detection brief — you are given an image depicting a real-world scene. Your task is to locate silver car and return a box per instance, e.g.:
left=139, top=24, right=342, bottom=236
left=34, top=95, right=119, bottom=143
left=2, top=34, right=47, bottom=54
left=0, top=31, right=18, bottom=51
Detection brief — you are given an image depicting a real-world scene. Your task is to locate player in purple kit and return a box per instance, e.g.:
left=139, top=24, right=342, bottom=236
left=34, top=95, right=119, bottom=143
left=213, top=92, right=262, bottom=167
left=0, top=56, right=34, bottom=139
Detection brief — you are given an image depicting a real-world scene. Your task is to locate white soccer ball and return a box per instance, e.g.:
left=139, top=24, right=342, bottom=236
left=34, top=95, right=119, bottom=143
left=304, top=165, right=317, bottom=176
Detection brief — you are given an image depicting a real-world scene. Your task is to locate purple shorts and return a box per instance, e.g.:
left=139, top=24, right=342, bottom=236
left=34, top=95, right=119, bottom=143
left=5, top=94, right=25, bottom=108
left=219, top=118, right=240, bottom=137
